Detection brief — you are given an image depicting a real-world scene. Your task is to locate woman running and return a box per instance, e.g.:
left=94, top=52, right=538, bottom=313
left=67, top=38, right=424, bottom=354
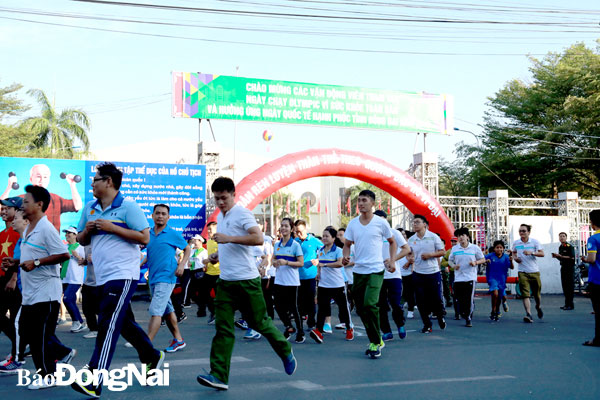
left=485, top=240, right=514, bottom=321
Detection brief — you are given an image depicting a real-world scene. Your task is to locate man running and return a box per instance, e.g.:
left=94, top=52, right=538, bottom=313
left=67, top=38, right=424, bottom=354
left=511, top=224, right=544, bottom=323
left=342, top=190, right=397, bottom=359
left=196, top=177, right=296, bottom=391
left=71, top=162, right=165, bottom=398
left=146, top=204, right=191, bottom=352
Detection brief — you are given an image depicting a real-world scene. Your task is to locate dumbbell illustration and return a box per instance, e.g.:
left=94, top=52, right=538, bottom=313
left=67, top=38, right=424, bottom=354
left=60, top=172, right=82, bottom=183
left=8, top=172, right=19, bottom=190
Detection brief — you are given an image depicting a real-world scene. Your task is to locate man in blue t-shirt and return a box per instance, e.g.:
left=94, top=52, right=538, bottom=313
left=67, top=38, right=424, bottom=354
left=294, top=219, right=323, bottom=329
left=146, top=204, right=191, bottom=353
left=581, top=209, right=600, bottom=347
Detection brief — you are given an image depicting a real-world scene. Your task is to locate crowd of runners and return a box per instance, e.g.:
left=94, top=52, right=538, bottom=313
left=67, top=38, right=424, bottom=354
left=0, top=165, right=599, bottom=396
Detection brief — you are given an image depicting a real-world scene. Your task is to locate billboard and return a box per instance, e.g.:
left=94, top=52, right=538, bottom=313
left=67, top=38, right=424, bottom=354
left=0, top=157, right=206, bottom=238
left=172, top=72, right=454, bottom=135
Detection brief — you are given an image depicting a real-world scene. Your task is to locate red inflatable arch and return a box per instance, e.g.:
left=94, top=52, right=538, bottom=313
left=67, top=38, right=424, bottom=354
left=206, top=148, right=455, bottom=245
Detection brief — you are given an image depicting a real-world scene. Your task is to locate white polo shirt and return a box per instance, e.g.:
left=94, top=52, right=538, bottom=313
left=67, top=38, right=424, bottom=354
left=78, top=192, right=149, bottom=285
left=383, top=228, right=408, bottom=279
left=344, top=215, right=394, bottom=275
left=217, top=204, right=261, bottom=281
left=511, top=238, right=542, bottom=273
left=20, top=216, right=68, bottom=305
left=407, top=229, right=445, bottom=275
left=449, top=243, right=484, bottom=282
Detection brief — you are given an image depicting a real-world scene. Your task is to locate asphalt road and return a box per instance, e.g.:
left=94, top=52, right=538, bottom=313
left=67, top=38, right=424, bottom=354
left=1, top=293, right=598, bottom=399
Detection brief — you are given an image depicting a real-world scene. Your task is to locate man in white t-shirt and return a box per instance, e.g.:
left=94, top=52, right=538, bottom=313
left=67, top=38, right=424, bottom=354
left=197, top=177, right=296, bottom=391
left=375, top=210, right=410, bottom=342
left=407, top=214, right=447, bottom=333
left=343, top=190, right=397, bottom=359
left=511, top=223, right=545, bottom=323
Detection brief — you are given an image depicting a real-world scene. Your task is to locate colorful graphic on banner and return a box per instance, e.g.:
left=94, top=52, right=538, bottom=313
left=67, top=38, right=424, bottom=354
left=172, top=72, right=454, bottom=135
left=0, top=157, right=206, bottom=238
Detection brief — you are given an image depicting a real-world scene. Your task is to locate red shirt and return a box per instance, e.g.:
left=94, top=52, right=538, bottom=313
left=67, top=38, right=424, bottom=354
left=0, top=226, right=20, bottom=278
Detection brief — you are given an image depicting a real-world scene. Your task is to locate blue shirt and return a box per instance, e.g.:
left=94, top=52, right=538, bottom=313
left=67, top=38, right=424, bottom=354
left=78, top=192, right=149, bottom=285
left=147, top=225, right=188, bottom=285
left=274, top=238, right=303, bottom=286
left=296, top=234, right=323, bottom=280
left=587, top=231, right=600, bottom=284
left=14, top=238, right=21, bottom=291
left=485, top=253, right=511, bottom=283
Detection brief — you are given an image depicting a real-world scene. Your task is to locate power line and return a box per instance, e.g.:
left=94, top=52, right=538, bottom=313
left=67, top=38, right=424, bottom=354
left=501, top=131, right=600, bottom=152
left=488, top=136, right=600, bottom=160
left=1, top=15, right=563, bottom=57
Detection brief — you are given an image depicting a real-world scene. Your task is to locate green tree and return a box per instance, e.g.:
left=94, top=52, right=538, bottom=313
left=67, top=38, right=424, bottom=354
left=21, top=89, right=91, bottom=158
left=453, top=42, right=600, bottom=198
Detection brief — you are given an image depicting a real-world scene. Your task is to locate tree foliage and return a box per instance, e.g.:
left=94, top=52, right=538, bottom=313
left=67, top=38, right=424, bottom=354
left=449, top=42, right=600, bottom=198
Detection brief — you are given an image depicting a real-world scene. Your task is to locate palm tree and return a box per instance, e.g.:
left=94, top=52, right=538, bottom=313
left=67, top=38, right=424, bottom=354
left=21, top=89, right=90, bottom=158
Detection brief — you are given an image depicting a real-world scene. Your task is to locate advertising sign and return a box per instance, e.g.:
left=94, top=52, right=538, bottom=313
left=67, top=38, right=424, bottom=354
left=0, top=157, right=206, bottom=238
left=172, top=72, right=453, bottom=135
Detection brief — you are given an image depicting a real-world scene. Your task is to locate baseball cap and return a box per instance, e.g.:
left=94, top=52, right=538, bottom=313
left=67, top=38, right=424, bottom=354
left=451, top=236, right=458, bottom=241
left=191, top=234, right=205, bottom=241
left=63, top=226, right=78, bottom=235
left=0, top=197, right=23, bottom=209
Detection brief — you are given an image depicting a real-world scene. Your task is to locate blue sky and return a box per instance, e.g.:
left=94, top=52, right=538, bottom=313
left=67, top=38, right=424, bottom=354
left=1, top=0, right=599, bottom=171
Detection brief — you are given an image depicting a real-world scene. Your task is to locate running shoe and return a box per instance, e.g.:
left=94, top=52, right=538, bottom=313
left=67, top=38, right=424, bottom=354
left=437, top=315, right=446, bottom=330
left=197, top=371, right=228, bottom=390
left=335, top=323, right=346, bottom=330
left=124, top=342, right=133, bottom=348
left=345, top=328, right=354, bottom=341
left=489, top=312, right=496, bottom=321
left=454, top=314, right=460, bottom=320
left=323, top=323, right=333, bottom=334
left=294, top=333, right=305, bottom=344
left=536, top=306, right=544, bottom=319
left=207, top=314, right=215, bottom=325
left=382, top=332, right=393, bottom=341
left=283, top=327, right=296, bottom=340
left=421, top=326, right=432, bottom=334
left=71, top=380, right=101, bottom=398
left=146, top=351, right=165, bottom=375
left=28, top=379, right=56, bottom=390
left=59, top=349, right=77, bottom=364
left=282, top=351, right=297, bottom=375
left=367, top=343, right=381, bottom=359
left=0, top=358, right=24, bottom=374
left=243, top=329, right=262, bottom=340
left=83, top=331, right=98, bottom=339
left=178, top=312, right=188, bottom=323
left=183, top=303, right=192, bottom=309
left=71, top=321, right=88, bottom=333
left=309, top=328, right=323, bottom=344
left=407, top=311, right=414, bottom=319
left=235, top=319, right=248, bottom=330
left=493, top=314, right=499, bottom=322
left=502, top=301, right=509, bottom=312
left=0, top=356, right=11, bottom=367
left=465, top=319, right=472, bottom=327
left=165, top=339, right=186, bottom=353
left=523, top=314, right=533, bottom=323
left=398, top=326, right=406, bottom=339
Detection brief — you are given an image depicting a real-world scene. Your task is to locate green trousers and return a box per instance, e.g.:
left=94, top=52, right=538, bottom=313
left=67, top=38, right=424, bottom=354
left=209, top=277, right=292, bottom=384
left=352, top=271, right=384, bottom=345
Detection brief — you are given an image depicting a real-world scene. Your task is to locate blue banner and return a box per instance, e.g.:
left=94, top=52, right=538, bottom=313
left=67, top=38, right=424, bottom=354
left=0, top=157, right=206, bottom=239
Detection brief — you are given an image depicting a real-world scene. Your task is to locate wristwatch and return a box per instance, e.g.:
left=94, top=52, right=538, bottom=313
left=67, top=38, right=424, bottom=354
left=34, top=259, right=41, bottom=267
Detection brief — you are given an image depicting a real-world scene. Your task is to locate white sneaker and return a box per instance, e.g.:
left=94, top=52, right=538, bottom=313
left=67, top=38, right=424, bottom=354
left=407, top=311, right=414, bottom=319
left=124, top=342, right=133, bottom=348
left=71, top=321, right=87, bottom=333
left=28, top=378, right=56, bottom=390
left=59, top=349, right=77, bottom=365
left=83, top=331, right=98, bottom=339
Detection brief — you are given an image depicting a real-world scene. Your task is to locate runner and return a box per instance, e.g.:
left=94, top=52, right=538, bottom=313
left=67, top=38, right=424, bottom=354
left=196, top=177, right=296, bottom=391
left=309, top=227, right=353, bottom=344
left=511, top=224, right=545, bottom=323
left=484, top=240, right=513, bottom=321
left=448, top=227, right=486, bottom=327
left=342, top=190, right=397, bottom=359
left=407, top=215, right=447, bottom=333
left=375, top=211, right=410, bottom=341
left=580, top=210, right=600, bottom=347
left=272, top=217, right=305, bottom=343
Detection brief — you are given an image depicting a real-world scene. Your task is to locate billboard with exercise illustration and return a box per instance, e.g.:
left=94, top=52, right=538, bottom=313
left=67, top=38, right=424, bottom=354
left=0, top=157, right=206, bottom=238
left=171, top=72, right=454, bottom=135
